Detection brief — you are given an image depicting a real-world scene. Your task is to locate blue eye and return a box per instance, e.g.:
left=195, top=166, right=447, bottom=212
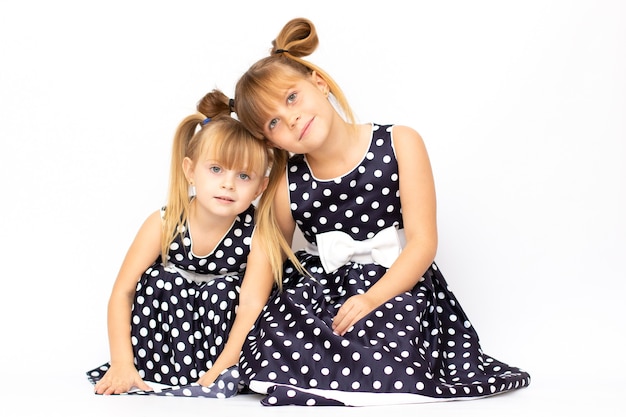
left=210, top=166, right=222, bottom=173
left=239, top=173, right=251, bottom=180
left=269, top=118, right=278, bottom=130
left=287, top=92, right=296, bottom=103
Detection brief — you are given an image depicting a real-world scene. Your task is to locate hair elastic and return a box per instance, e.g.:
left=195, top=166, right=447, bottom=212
left=274, top=49, right=289, bottom=54
left=229, top=98, right=235, bottom=113
left=202, top=117, right=211, bottom=125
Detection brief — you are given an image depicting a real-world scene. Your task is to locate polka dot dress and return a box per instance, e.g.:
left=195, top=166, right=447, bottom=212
left=239, top=124, right=530, bottom=406
left=86, top=204, right=257, bottom=398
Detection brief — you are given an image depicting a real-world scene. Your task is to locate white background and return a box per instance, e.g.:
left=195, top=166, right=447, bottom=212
left=0, top=1, right=624, bottom=416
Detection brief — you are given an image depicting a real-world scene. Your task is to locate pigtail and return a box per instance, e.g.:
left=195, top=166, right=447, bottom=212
left=161, top=114, right=204, bottom=265
left=254, top=148, right=309, bottom=290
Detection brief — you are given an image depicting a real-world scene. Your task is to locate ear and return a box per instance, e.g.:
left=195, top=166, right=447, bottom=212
left=256, top=176, right=270, bottom=198
left=182, top=157, right=194, bottom=183
left=310, top=71, right=329, bottom=95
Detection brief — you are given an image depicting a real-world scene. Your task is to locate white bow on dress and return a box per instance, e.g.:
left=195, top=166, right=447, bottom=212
left=308, top=226, right=405, bottom=273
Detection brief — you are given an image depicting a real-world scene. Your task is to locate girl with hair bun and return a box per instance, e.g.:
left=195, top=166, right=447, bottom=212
left=225, top=17, right=531, bottom=406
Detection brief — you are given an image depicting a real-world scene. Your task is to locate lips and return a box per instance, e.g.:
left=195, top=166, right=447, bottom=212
left=299, top=117, right=314, bottom=140
left=215, top=196, right=235, bottom=202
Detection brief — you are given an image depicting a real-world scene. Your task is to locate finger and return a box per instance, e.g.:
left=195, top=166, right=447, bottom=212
left=137, top=381, right=152, bottom=391
left=94, top=381, right=108, bottom=395
left=333, top=307, right=357, bottom=335
left=340, top=322, right=356, bottom=336
left=336, top=300, right=355, bottom=321
left=332, top=304, right=352, bottom=332
left=335, top=321, right=349, bottom=336
left=337, top=315, right=357, bottom=336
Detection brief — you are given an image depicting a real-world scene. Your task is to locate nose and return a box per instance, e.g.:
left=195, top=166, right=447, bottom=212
left=289, top=112, right=300, bottom=128
left=221, top=174, right=235, bottom=190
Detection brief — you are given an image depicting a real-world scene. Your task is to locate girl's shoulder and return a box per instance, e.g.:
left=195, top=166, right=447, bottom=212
left=389, top=124, right=425, bottom=148
left=370, top=123, right=423, bottom=150
left=389, top=124, right=421, bottom=138
left=371, top=123, right=419, bottom=140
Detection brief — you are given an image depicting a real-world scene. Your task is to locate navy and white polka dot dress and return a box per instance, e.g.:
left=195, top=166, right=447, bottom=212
left=239, top=124, right=530, bottom=406
left=86, top=204, right=257, bottom=398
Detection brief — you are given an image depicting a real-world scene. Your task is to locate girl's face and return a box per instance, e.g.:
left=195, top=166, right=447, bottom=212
left=262, top=72, right=332, bottom=154
left=184, top=156, right=268, bottom=220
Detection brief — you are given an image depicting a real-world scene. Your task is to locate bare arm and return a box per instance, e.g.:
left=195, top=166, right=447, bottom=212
left=197, top=231, right=275, bottom=386
left=274, top=170, right=297, bottom=246
left=332, top=126, right=438, bottom=335
left=94, top=210, right=162, bottom=394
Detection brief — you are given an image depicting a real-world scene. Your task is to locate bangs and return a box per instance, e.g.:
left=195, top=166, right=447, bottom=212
left=236, top=62, right=303, bottom=138
left=200, top=127, right=269, bottom=176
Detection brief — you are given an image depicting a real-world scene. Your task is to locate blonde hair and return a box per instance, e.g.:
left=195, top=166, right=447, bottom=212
left=162, top=90, right=277, bottom=284
left=232, top=17, right=357, bottom=284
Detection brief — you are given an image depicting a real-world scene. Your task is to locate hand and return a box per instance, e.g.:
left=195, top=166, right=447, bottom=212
left=94, top=363, right=152, bottom=395
left=197, top=366, right=222, bottom=387
left=332, top=294, right=377, bottom=336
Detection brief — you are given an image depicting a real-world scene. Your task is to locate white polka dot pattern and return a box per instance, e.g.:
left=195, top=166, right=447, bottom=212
left=87, top=204, right=257, bottom=397
left=239, top=124, right=530, bottom=406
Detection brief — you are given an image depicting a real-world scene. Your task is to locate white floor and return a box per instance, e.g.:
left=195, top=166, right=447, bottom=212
left=2, top=367, right=621, bottom=416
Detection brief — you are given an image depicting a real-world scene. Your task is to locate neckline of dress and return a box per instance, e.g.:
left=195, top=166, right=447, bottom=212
left=302, top=122, right=375, bottom=182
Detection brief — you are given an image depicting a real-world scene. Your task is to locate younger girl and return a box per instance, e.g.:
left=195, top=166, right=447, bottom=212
left=86, top=90, right=278, bottom=398
left=221, top=17, right=531, bottom=406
